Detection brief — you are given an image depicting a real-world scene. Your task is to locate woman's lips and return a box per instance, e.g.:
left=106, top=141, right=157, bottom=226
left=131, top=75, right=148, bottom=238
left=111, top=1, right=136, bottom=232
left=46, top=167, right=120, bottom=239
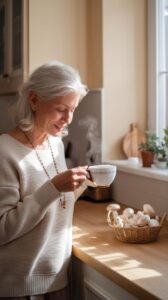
left=54, top=124, right=66, bottom=131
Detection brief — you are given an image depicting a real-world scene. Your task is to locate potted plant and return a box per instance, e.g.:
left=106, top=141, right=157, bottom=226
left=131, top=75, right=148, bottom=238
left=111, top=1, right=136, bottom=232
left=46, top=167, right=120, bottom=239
left=163, top=128, right=168, bottom=150
left=139, top=131, right=159, bottom=167
left=154, top=129, right=168, bottom=168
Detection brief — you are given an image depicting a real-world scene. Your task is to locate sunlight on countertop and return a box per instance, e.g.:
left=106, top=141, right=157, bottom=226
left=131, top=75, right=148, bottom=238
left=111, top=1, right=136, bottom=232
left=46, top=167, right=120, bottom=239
left=73, top=224, right=164, bottom=281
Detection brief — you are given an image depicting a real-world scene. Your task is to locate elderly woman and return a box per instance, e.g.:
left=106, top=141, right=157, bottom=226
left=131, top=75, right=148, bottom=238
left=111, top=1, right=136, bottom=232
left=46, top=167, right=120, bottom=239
left=0, top=61, right=89, bottom=299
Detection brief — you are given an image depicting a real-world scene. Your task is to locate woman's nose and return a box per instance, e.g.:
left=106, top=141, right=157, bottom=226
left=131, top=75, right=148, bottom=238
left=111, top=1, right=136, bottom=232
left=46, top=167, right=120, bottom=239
left=63, top=111, right=72, bottom=124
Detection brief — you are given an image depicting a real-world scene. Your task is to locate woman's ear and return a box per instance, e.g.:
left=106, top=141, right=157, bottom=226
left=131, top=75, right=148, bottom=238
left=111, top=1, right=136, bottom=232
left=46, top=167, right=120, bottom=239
left=28, top=91, right=39, bottom=111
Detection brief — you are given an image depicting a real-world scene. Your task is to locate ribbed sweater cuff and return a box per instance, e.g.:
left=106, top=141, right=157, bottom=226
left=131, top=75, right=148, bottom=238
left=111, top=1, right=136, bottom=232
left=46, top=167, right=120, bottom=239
left=0, top=273, right=68, bottom=296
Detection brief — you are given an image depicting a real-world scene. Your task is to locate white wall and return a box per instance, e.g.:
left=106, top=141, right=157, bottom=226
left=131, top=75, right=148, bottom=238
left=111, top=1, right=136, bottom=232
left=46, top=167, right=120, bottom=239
left=29, top=0, right=88, bottom=82
left=113, top=170, right=168, bottom=219
left=102, top=0, right=147, bottom=160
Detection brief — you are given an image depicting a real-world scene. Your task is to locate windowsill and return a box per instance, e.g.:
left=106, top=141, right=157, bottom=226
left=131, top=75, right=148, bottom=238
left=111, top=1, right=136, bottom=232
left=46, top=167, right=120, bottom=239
left=104, top=159, right=168, bottom=182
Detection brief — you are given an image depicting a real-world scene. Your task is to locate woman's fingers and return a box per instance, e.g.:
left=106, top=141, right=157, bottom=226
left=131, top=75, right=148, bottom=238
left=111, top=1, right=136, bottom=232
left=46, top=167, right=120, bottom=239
left=52, top=165, right=88, bottom=192
left=66, top=167, right=87, bottom=188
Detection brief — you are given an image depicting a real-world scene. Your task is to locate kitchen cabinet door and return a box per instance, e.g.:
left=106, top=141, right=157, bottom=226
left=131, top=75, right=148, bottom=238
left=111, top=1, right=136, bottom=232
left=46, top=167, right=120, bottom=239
left=71, top=256, right=138, bottom=300
left=0, top=0, right=5, bottom=77
left=0, top=0, right=28, bottom=95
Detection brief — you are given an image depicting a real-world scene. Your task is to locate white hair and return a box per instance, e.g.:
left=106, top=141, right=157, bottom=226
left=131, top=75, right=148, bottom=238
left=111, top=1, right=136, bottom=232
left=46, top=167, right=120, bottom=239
left=12, top=61, right=88, bottom=131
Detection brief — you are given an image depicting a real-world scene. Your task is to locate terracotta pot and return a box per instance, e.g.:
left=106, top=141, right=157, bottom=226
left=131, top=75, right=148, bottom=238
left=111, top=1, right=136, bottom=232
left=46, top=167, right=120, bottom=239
left=141, top=150, right=155, bottom=167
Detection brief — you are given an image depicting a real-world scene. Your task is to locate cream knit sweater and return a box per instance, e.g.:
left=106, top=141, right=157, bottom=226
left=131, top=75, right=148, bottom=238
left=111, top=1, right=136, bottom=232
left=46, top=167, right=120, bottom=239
left=0, top=134, right=85, bottom=296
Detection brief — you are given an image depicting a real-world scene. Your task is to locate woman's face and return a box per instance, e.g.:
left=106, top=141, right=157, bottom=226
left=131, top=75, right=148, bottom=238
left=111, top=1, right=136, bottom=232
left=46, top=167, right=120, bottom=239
left=29, top=91, right=80, bottom=136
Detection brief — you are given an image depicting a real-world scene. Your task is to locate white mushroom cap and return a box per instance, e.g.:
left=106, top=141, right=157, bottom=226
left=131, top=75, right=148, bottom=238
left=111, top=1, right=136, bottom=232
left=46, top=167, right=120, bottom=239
left=106, top=203, right=120, bottom=212
left=149, top=219, right=160, bottom=227
left=114, top=216, right=124, bottom=227
left=136, top=210, right=144, bottom=218
left=143, top=204, right=156, bottom=218
left=137, top=214, right=150, bottom=227
left=123, top=207, right=134, bottom=218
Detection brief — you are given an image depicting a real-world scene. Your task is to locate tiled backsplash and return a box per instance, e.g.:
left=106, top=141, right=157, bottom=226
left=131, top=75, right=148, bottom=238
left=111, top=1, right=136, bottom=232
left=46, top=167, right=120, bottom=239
left=63, top=89, right=103, bottom=167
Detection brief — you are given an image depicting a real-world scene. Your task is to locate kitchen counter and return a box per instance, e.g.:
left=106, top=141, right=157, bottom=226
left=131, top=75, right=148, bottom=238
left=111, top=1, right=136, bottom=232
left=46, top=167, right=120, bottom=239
left=72, top=200, right=168, bottom=300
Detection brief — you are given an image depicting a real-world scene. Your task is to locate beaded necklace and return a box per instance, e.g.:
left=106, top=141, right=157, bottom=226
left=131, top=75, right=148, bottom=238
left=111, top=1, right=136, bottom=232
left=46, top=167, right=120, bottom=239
left=23, top=131, right=66, bottom=208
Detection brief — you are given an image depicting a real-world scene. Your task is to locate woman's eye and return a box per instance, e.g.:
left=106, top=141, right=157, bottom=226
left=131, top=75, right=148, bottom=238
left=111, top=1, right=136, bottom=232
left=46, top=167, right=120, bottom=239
left=55, top=107, right=75, bottom=114
left=56, top=108, right=65, bottom=112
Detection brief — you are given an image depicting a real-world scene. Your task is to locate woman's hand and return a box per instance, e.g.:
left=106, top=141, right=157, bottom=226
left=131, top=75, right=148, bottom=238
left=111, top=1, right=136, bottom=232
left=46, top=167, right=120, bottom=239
left=51, top=166, right=88, bottom=192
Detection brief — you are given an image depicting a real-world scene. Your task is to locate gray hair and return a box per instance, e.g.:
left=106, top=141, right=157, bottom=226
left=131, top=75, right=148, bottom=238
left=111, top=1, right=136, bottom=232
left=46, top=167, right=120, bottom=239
left=12, top=61, right=88, bottom=131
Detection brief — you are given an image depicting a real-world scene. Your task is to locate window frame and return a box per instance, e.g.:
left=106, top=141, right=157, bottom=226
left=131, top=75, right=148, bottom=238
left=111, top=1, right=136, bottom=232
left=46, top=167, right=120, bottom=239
left=148, top=0, right=168, bottom=140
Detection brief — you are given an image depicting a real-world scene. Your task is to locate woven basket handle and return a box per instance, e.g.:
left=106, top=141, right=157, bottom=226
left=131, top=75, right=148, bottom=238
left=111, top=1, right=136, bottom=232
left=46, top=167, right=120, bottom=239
left=160, top=212, right=167, bottom=226
left=107, top=210, right=115, bottom=227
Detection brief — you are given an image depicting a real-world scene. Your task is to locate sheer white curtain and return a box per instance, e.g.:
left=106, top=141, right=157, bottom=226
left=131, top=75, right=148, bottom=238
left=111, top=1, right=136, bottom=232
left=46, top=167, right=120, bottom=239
left=148, top=0, right=168, bottom=140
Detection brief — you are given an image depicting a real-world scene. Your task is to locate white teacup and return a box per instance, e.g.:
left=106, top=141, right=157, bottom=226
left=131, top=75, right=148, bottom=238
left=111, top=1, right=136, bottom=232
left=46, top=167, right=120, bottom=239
left=87, top=164, right=117, bottom=187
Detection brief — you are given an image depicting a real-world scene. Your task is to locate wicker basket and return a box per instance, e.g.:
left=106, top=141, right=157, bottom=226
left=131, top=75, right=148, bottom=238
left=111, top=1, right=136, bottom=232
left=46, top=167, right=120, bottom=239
left=107, top=212, right=167, bottom=243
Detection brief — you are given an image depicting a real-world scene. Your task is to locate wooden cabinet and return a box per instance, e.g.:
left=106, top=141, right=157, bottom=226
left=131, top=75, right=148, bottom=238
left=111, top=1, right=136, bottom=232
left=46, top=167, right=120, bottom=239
left=0, top=0, right=28, bottom=95
left=71, top=256, right=138, bottom=300
left=0, top=0, right=5, bottom=77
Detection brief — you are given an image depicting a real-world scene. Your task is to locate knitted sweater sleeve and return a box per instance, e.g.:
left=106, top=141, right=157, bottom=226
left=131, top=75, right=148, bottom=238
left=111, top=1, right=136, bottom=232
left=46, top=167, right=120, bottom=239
left=0, top=139, right=62, bottom=246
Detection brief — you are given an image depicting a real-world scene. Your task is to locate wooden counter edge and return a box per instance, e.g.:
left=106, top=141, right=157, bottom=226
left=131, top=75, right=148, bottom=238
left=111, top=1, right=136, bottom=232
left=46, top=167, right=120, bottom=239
left=72, top=244, right=160, bottom=300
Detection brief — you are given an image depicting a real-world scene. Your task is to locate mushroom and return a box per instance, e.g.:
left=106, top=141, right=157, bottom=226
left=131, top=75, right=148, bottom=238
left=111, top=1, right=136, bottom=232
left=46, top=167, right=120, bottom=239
left=119, top=213, right=128, bottom=224
left=121, top=212, right=138, bottom=227
left=106, top=203, right=121, bottom=212
left=143, top=204, right=156, bottom=218
left=127, top=217, right=137, bottom=227
left=149, top=219, right=160, bottom=227
left=131, top=213, right=139, bottom=225
left=122, top=207, right=134, bottom=219
left=114, top=216, right=124, bottom=227
left=136, top=210, right=144, bottom=219
left=106, top=203, right=120, bottom=225
left=137, top=214, right=150, bottom=227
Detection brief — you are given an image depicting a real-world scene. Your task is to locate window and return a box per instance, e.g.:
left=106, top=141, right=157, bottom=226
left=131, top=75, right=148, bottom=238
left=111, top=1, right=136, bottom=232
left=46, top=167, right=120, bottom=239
left=148, top=0, right=168, bottom=140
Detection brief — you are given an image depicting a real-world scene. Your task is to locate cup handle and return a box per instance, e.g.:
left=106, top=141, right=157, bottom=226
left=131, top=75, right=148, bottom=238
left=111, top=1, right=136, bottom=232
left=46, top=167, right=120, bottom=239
left=86, top=169, right=97, bottom=187
left=86, top=169, right=93, bottom=181
left=86, top=168, right=94, bottom=182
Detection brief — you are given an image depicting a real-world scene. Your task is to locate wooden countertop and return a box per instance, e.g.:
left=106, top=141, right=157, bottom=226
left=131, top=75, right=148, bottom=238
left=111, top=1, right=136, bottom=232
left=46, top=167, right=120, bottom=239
left=72, top=200, right=168, bottom=300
